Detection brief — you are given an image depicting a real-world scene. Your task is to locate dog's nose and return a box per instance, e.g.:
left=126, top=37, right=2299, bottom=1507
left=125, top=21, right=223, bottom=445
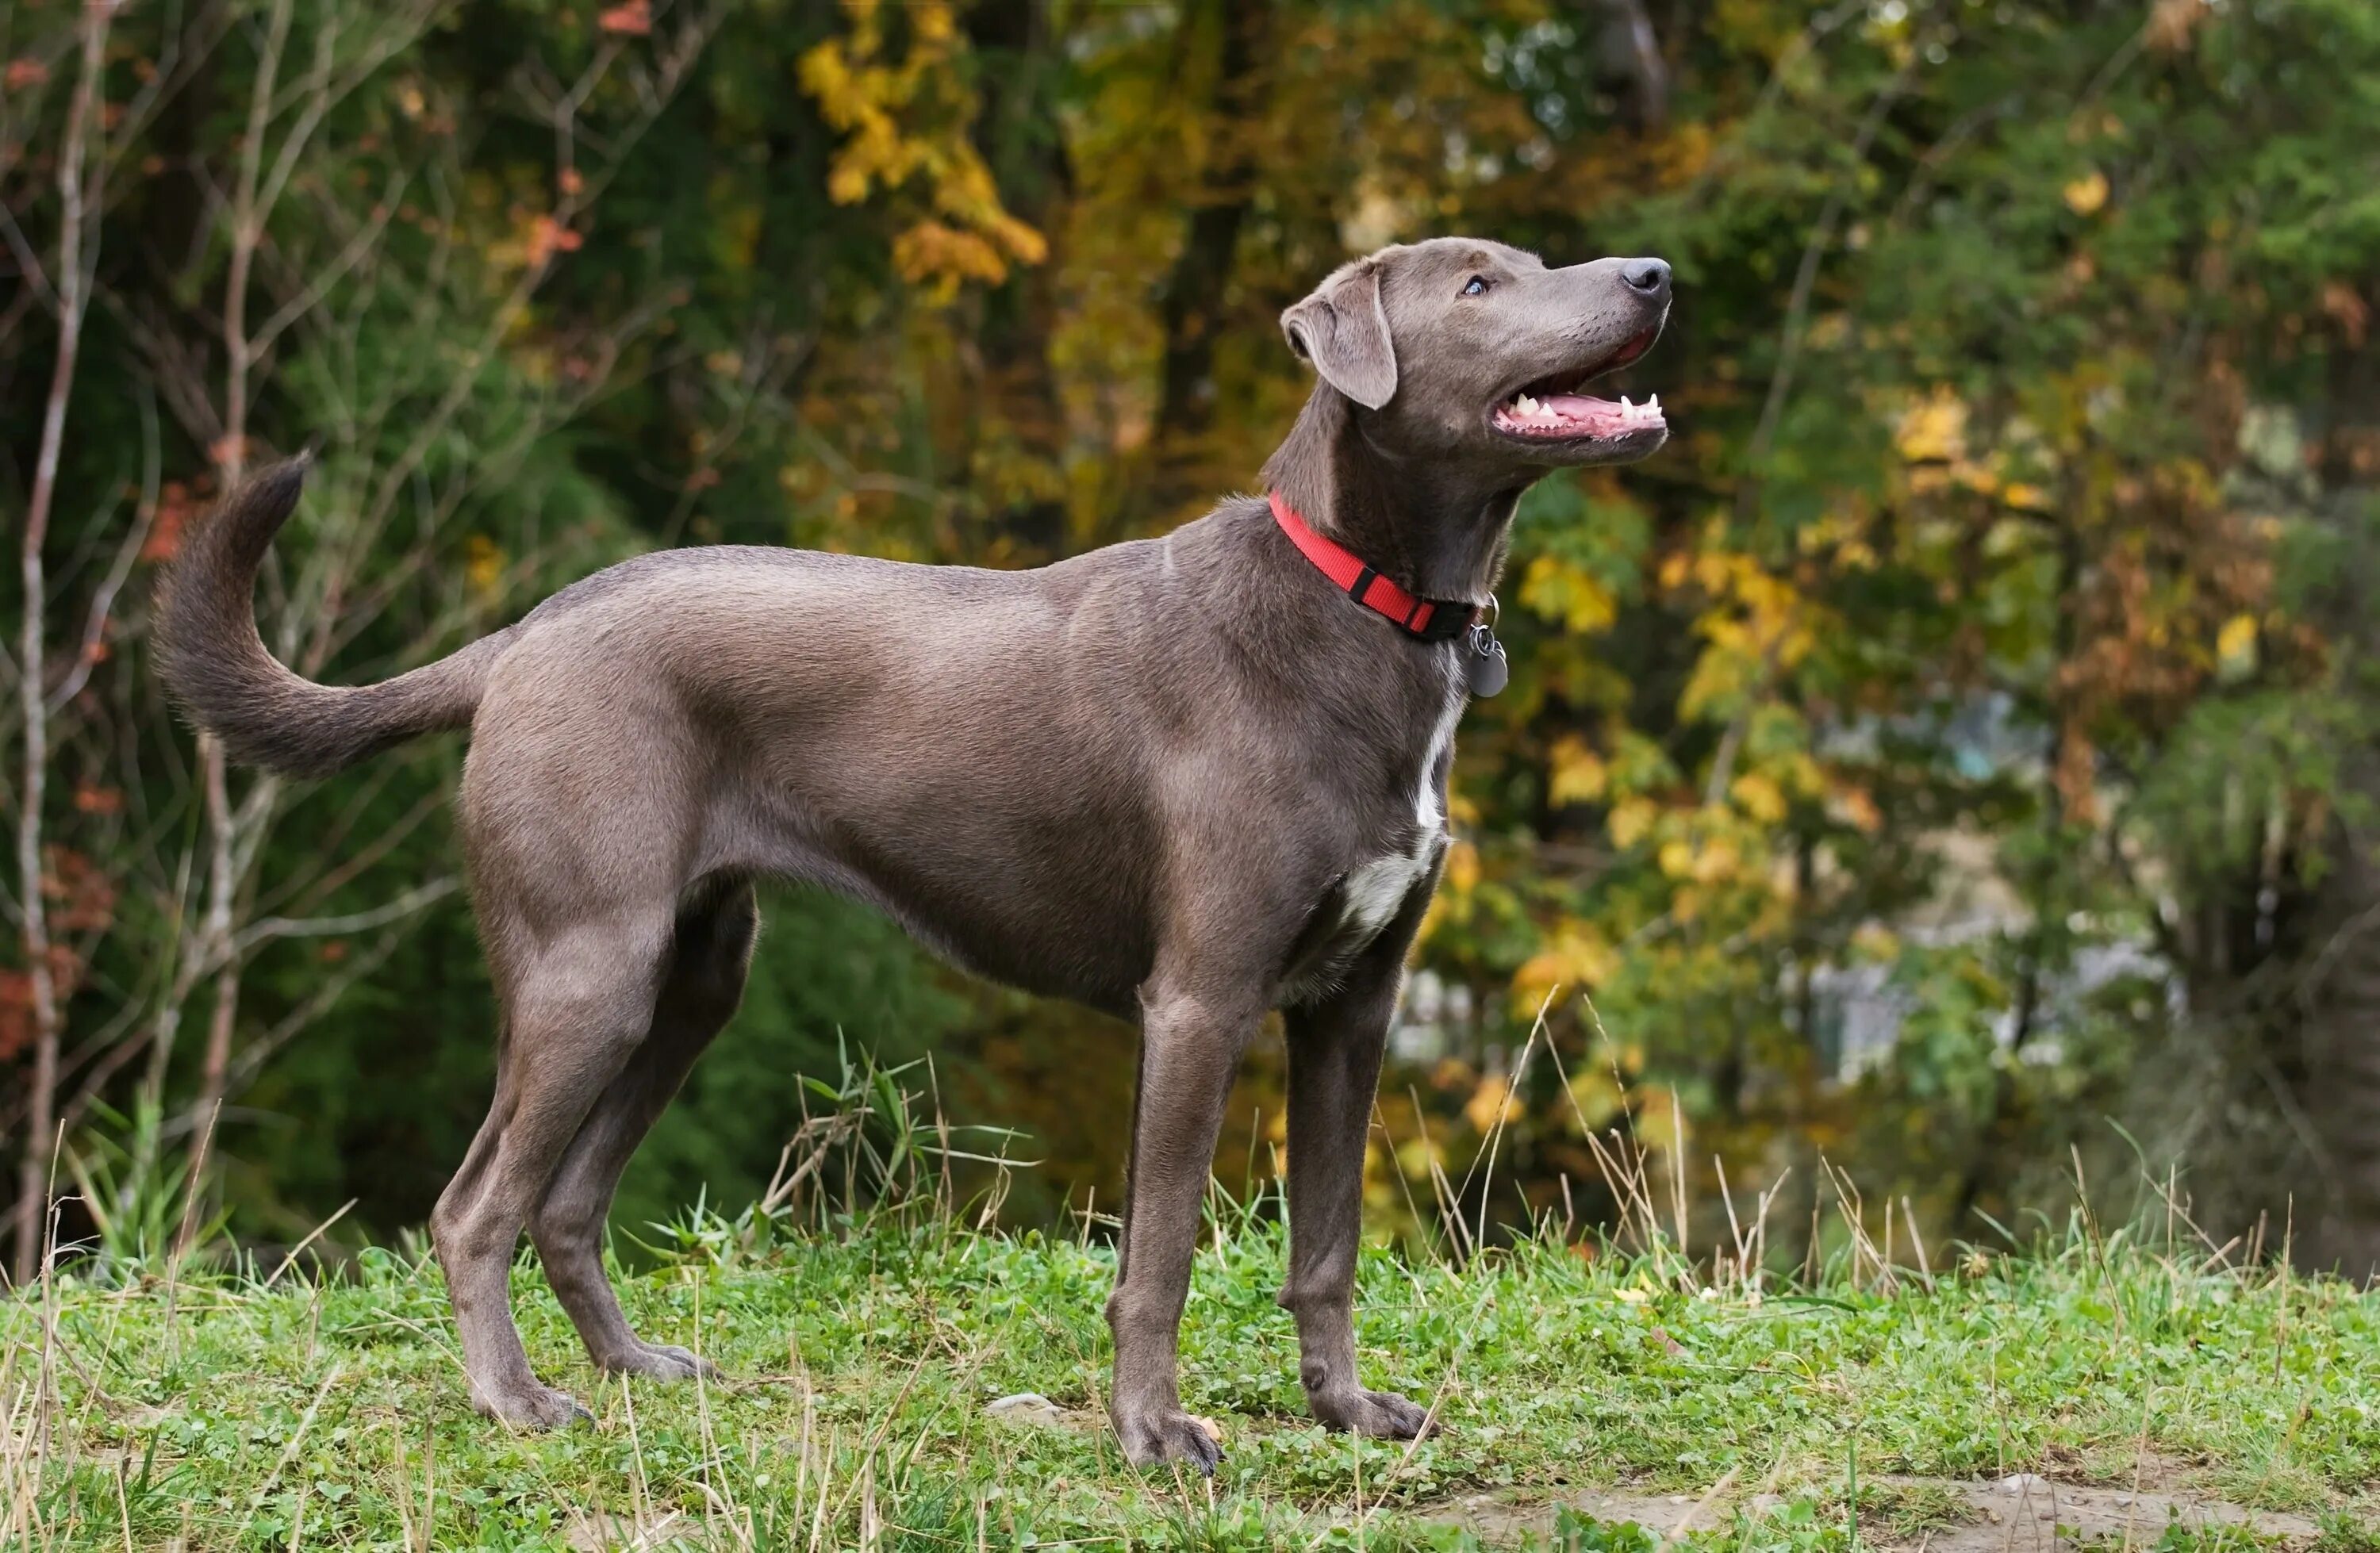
left=1622, top=257, right=1671, bottom=297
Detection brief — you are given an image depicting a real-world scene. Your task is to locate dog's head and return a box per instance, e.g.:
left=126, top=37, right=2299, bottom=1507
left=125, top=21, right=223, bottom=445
left=1280, top=237, right=1672, bottom=471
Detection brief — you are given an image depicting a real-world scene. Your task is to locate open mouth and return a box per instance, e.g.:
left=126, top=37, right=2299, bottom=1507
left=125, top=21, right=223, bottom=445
left=1489, top=325, right=1665, bottom=442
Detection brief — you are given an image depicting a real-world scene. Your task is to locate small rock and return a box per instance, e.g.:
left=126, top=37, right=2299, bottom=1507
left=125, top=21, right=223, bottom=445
left=1999, top=1473, right=2050, bottom=1494
left=985, top=1393, right=1066, bottom=1427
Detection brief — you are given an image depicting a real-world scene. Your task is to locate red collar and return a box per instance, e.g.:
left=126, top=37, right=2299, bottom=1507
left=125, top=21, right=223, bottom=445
left=1268, top=491, right=1478, bottom=643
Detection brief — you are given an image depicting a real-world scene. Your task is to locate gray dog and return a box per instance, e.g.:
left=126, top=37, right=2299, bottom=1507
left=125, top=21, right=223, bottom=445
left=157, top=236, right=1672, bottom=1470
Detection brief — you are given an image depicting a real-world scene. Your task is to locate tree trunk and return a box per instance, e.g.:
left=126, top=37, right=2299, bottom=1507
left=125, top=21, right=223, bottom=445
left=11, top=1, right=110, bottom=1286
left=965, top=0, right=1073, bottom=558
left=2284, top=764, right=2380, bottom=1279
left=1151, top=0, right=1273, bottom=504
left=1589, top=0, right=1668, bottom=132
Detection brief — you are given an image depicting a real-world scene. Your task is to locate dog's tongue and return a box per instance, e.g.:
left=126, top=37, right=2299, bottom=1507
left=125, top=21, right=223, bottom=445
left=1498, top=393, right=1665, bottom=437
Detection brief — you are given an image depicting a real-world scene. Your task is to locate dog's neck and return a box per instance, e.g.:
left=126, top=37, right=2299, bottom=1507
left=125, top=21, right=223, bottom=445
left=1260, top=388, right=1526, bottom=604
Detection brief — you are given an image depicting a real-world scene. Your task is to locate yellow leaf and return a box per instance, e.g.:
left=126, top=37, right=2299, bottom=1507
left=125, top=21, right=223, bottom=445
left=1952, top=458, right=2001, bottom=496
left=1729, top=771, right=1787, bottom=823
left=1520, top=554, right=1618, bottom=634
left=1835, top=786, right=1883, bottom=834
left=1851, top=922, right=1900, bottom=961
left=2063, top=170, right=2109, bottom=215
left=1416, top=885, right=1449, bottom=949
left=1564, top=1068, right=1626, bottom=1132
left=892, top=220, right=1010, bottom=286
left=1464, top=1074, right=1520, bottom=1134
left=1691, top=837, right=1741, bottom=884
left=1511, top=924, right=1620, bottom=1013
left=1549, top=735, right=1610, bottom=805
left=1445, top=840, right=1480, bottom=894
left=1679, top=641, right=1750, bottom=723
left=795, top=0, right=1044, bottom=293
left=465, top=535, right=505, bottom=594
left=1609, top=797, right=1658, bottom=849
left=2217, top=613, right=2259, bottom=676
left=1894, top=387, right=1967, bottom=463
left=1395, top=1136, right=1443, bottom=1182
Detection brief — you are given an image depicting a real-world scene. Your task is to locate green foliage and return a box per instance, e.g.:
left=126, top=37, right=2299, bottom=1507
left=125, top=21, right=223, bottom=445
left=631, top=1033, right=1034, bottom=1271
left=59, top=1100, right=220, bottom=1275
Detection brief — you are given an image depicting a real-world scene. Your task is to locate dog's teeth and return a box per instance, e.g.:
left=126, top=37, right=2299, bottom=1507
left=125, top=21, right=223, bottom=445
left=1514, top=394, right=1538, bottom=417
left=1620, top=395, right=1631, bottom=409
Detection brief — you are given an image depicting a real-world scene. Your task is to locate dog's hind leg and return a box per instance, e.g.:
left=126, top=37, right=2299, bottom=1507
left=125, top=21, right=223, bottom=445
left=530, top=880, right=758, bottom=1381
left=431, top=910, right=674, bottom=1428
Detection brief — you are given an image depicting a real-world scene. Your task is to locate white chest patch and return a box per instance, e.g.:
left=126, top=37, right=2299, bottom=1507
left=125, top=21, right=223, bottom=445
left=1341, top=843, right=1433, bottom=936
left=1339, top=687, right=1463, bottom=938
left=1280, top=677, right=1466, bottom=1007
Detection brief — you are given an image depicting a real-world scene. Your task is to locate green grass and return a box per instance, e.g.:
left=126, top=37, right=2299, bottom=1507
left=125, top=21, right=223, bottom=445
left=6, top=1191, right=2378, bottom=1550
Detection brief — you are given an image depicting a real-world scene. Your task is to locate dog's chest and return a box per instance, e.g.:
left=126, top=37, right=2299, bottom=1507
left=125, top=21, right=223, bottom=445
left=1281, top=692, right=1461, bottom=1001
left=1338, top=839, right=1437, bottom=938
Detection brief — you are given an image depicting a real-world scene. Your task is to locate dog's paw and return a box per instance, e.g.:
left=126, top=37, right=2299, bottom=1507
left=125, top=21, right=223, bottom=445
left=1115, top=1405, right=1226, bottom=1474
left=471, top=1378, right=593, bottom=1431
left=597, top=1342, right=712, bottom=1382
left=1312, top=1386, right=1436, bottom=1440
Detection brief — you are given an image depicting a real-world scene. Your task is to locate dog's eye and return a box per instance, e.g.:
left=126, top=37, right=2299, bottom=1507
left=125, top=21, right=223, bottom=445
left=1462, top=275, right=1489, bottom=297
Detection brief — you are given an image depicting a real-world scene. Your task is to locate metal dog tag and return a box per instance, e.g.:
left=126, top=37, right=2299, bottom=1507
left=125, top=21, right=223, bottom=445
left=1464, top=623, right=1509, bottom=697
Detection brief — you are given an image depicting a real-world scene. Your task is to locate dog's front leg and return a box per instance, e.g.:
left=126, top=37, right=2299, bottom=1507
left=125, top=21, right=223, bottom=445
left=1278, top=911, right=1438, bottom=1440
left=1106, top=977, right=1259, bottom=1474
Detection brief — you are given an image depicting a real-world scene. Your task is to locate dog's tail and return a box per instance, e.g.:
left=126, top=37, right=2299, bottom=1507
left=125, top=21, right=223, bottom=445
left=155, top=456, right=517, bottom=780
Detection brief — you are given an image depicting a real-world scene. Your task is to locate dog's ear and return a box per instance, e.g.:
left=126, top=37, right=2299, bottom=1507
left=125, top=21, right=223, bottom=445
left=1280, top=259, right=1397, bottom=410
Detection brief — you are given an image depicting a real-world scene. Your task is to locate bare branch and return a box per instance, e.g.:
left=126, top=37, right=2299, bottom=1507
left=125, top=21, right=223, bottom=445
left=248, top=167, right=410, bottom=355
left=13, top=0, right=115, bottom=1288
left=232, top=875, right=459, bottom=955
left=48, top=393, right=162, bottom=713
left=222, top=922, right=416, bottom=1099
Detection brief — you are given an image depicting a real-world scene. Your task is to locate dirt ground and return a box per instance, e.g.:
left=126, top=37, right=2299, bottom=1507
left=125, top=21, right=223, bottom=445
left=1433, top=1471, right=2326, bottom=1551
